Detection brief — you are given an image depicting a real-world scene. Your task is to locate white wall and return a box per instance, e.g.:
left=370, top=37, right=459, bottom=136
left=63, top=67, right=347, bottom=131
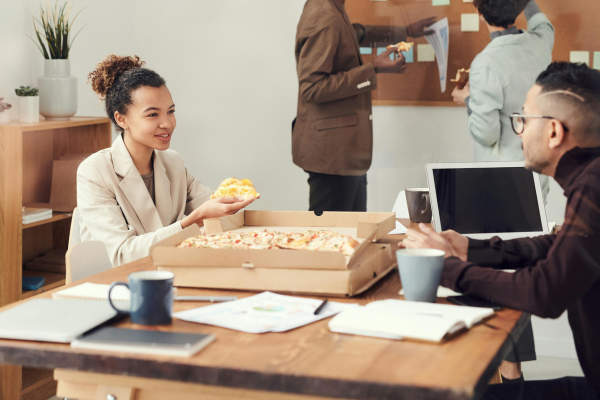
left=0, top=0, right=572, bottom=357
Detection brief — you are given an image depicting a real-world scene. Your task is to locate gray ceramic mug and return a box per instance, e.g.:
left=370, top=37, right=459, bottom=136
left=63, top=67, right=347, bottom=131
left=405, top=188, right=432, bottom=223
left=396, top=249, right=445, bottom=302
left=108, top=271, right=174, bottom=325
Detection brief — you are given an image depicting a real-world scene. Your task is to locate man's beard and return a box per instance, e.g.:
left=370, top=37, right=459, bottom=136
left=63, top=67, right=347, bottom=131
left=524, top=145, right=550, bottom=175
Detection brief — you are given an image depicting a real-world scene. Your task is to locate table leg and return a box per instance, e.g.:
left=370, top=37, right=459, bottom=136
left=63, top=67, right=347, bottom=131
left=0, top=365, right=21, bottom=400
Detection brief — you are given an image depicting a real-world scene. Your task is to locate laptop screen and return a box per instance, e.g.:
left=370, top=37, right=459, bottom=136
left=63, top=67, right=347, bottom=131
left=432, top=167, right=543, bottom=234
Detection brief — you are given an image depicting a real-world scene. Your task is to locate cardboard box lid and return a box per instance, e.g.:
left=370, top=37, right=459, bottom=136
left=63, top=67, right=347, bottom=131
left=205, top=211, right=396, bottom=241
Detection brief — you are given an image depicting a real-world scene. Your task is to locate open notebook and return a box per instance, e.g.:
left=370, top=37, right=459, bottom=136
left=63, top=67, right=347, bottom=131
left=328, top=299, right=494, bottom=343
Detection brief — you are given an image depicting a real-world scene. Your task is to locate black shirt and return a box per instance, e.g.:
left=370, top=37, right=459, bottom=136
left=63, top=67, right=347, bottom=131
left=442, top=146, right=600, bottom=396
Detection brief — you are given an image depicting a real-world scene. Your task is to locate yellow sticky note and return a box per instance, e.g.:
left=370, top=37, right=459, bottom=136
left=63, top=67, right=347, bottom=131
left=594, top=52, right=600, bottom=70
left=461, top=14, right=480, bottom=32
left=418, top=44, right=435, bottom=62
left=570, top=51, right=590, bottom=66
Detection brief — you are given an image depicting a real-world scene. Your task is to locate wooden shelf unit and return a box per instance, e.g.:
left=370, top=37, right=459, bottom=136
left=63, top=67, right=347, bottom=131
left=22, top=212, right=73, bottom=230
left=0, top=117, right=112, bottom=400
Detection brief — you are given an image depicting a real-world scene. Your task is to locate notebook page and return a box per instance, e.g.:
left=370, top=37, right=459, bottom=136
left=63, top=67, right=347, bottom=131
left=52, top=282, right=130, bottom=302
left=368, top=300, right=494, bottom=327
left=328, top=306, right=463, bottom=342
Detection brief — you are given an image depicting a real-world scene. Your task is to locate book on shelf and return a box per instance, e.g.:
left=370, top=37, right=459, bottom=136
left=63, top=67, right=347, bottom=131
left=22, top=207, right=52, bottom=224
left=25, top=249, right=67, bottom=274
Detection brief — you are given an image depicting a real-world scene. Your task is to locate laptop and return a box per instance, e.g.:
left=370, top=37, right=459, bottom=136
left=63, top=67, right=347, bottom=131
left=426, top=162, right=549, bottom=240
left=0, top=299, right=119, bottom=343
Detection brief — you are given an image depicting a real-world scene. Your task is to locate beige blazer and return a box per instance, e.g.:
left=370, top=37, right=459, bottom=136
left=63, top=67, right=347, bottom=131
left=77, top=135, right=211, bottom=267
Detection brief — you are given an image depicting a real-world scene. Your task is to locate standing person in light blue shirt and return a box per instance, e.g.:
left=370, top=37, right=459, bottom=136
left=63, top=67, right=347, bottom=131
left=451, top=0, right=555, bottom=383
left=452, top=0, right=554, bottom=198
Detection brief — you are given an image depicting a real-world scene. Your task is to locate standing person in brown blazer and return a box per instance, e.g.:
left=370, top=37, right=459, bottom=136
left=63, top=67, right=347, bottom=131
left=293, top=0, right=435, bottom=213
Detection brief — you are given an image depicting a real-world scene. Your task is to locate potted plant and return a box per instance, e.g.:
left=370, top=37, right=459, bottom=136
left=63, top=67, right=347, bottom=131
left=0, top=98, right=12, bottom=124
left=29, top=1, right=84, bottom=120
left=15, top=86, right=40, bottom=123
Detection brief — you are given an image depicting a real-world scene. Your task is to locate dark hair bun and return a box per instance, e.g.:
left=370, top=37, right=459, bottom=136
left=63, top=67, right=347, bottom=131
left=88, top=55, right=146, bottom=99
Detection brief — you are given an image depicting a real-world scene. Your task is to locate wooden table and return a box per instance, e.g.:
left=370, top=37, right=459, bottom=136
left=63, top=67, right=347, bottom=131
left=0, top=226, right=528, bottom=400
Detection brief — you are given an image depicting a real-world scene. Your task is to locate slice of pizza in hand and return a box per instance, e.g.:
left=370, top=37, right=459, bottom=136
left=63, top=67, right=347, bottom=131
left=386, top=41, right=414, bottom=53
left=210, top=177, right=261, bottom=200
left=451, top=68, right=470, bottom=90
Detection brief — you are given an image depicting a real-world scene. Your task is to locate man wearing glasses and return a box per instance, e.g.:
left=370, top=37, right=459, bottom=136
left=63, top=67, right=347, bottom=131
left=402, top=61, right=600, bottom=400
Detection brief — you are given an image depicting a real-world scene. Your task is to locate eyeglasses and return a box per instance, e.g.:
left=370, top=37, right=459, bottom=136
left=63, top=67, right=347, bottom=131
left=510, top=113, right=568, bottom=135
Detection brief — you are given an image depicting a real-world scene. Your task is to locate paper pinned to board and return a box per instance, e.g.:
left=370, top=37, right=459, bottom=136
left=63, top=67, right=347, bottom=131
left=174, top=291, right=356, bottom=334
left=424, top=17, right=450, bottom=93
left=388, top=221, right=408, bottom=235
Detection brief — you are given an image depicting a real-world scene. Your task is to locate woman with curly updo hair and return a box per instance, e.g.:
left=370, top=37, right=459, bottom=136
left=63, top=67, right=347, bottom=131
left=451, top=0, right=556, bottom=383
left=78, top=55, right=255, bottom=267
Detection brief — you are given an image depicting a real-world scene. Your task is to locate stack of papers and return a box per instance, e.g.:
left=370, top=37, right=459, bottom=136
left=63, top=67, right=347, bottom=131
left=174, top=291, right=355, bottom=333
left=22, top=207, right=52, bottom=224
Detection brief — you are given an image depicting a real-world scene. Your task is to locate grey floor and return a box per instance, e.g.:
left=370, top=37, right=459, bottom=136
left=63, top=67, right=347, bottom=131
left=46, top=356, right=585, bottom=400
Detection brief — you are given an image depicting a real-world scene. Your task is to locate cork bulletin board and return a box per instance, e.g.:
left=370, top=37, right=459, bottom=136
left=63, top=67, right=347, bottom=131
left=346, top=0, right=600, bottom=107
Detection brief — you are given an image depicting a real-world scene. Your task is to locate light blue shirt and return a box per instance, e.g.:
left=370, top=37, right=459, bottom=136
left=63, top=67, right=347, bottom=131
left=466, top=2, right=555, bottom=162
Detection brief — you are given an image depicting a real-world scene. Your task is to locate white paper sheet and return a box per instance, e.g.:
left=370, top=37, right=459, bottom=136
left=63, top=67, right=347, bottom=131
left=388, top=221, right=408, bottom=235
left=174, top=292, right=356, bottom=334
left=425, top=17, right=450, bottom=93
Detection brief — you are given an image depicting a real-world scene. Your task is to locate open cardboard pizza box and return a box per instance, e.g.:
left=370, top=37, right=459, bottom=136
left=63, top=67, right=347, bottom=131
left=151, top=211, right=398, bottom=297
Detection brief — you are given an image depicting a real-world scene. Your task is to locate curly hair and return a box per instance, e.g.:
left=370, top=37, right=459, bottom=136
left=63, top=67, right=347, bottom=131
left=87, top=54, right=166, bottom=133
left=473, top=0, right=528, bottom=29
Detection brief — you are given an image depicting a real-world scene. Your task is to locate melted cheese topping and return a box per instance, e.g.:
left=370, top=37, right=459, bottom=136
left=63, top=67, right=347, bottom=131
left=211, top=177, right=260, bottom=200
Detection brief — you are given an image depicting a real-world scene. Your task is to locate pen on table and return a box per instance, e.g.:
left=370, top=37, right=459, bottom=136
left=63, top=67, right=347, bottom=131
left=174, top=296, right=237, bottom=302
left=314, top=299, right=328, bottom=315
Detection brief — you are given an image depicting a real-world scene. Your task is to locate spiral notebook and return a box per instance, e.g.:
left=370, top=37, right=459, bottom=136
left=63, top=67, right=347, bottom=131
left=52, top=282, right=131, bottom=302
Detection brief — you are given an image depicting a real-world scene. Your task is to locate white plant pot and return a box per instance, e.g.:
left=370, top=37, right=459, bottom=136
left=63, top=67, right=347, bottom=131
left=0, top=110, right=10, bottom=124
left=38, top=59, right=77, bottom=120
left=18, top=97, right=40, bottom=123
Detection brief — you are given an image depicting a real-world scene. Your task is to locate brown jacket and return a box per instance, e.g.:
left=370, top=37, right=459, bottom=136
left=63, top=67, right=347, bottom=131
left=293, top=0, right=405, bottom=176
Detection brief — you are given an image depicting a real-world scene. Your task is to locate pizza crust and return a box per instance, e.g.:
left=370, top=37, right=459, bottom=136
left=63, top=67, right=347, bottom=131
left=386, top=41, right=414, bottom=53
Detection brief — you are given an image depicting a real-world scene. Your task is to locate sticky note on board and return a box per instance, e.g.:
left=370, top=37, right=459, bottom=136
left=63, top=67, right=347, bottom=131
left=570, top=51, right=590, bottom=66
left=463, top=0, right=473, bottom=2
left=402, top=47, right=414, bottom=63
left=432, top=0, right=450, bottom=5
left=461, top=14, right=480, bottom=32
left=377, top=47, right=398, bottom=61
left=418, top=44, right=435, bottom=62
left=360, top=47, right=372, bottom=55
left=594, top=52, right=600, bottom=70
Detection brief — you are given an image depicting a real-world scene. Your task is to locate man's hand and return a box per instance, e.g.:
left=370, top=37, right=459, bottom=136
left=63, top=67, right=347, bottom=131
left=372, top=47, right=407, bottom=74
left=406, top=17, right=437, bottom=38
left=452, top=82, right=470, bottom=106
left=439, top=230, right=469, bottom=261
left=399, top=223, right=460, bottom=259
left=181, top=197, right=256, bottom=228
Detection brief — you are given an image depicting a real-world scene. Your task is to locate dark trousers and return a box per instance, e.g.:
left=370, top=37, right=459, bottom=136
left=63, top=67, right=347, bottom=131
left=306, top=171, right=367, bottom=212
left=506, top=317, right=536, bottom=363
left=483, top=377, right=598, bottom=400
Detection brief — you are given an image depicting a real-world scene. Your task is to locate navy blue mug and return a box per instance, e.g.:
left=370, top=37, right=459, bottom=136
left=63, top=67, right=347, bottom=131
left=108, top=271, right=174, bottom=326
